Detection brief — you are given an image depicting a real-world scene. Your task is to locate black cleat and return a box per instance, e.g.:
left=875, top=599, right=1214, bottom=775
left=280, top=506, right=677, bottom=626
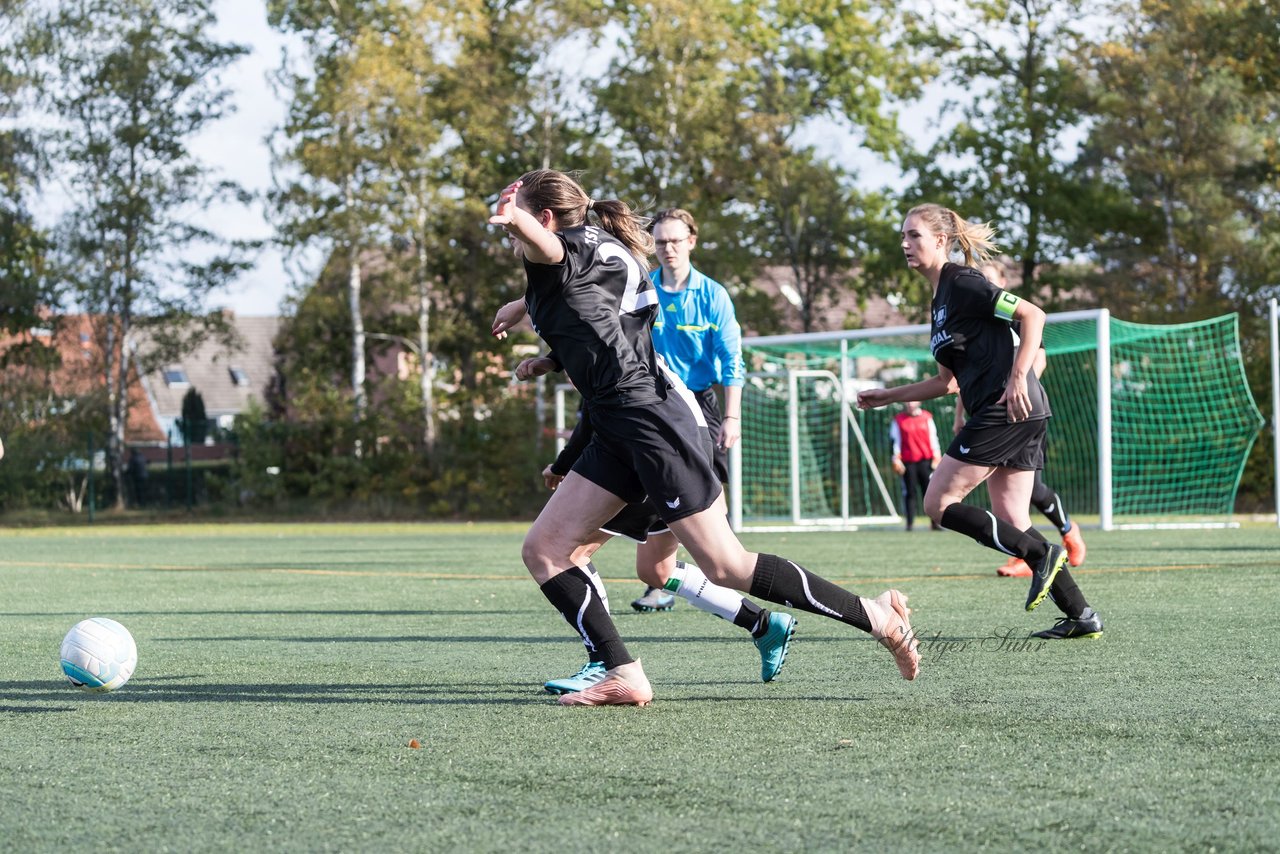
left=1025, top=543, right=1067, bottom=612
left=1032, top=607, right=1104, bottom=640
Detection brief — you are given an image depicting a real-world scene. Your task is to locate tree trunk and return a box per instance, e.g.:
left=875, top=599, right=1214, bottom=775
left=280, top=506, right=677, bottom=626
left=1023, top=209, right=1039, bottom=291
left=416, top=204, right=435, bottom=453
left=103, top=313, right=126, bottom=510
left=1156, top=176, right=1185, bottom=311
left=347, top=178, right=366, bottom=420
left=112, top=311, right=133, bottom=510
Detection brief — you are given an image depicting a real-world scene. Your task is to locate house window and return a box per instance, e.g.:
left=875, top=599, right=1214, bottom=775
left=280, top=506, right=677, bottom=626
left=229, top=366, right=250, bottom=387
left=162, top=367, right=190, bottom=388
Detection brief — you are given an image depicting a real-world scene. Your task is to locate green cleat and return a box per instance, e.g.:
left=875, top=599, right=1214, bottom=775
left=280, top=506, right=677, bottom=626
left=753, top=612, right=796, bottom=682
left=1025, top=544, right=1067, bottom=612
left=1032, top=607, right=1104, bottom=640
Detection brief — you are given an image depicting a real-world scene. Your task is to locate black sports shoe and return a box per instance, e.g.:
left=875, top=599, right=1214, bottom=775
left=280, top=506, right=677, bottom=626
left=1025, top=543, right=1067, bottom=612
left=1032, top=607, right=1104, bottom=640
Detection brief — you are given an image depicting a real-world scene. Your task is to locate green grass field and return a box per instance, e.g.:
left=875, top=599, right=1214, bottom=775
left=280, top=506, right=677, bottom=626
left=2, top=522, right=1278, bottom=852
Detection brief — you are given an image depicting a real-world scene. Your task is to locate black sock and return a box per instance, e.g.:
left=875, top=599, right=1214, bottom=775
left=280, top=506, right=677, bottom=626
left=580, top=562, right=609, bottom=664
left=539, top=567, right=632, bottom=669
left=1031, top=474, right=1071, bottom=535
left=737, top=603, right=768, bottom=637
left=749, top=553, right=870, bottom=632
left=1023, top=527, right=1089, bottom=618
left=1050, top=569, right=1088, bottom=619
left=940, top=504, right=1049, bottom=562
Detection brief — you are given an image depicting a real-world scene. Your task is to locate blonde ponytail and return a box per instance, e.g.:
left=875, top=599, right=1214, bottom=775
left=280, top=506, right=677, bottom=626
left=907, top=203, right=999, bottom=268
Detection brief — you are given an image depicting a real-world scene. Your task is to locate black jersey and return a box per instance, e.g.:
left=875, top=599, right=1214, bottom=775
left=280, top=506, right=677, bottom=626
left=929, top=262, right=1050, bottom=427
left=523, top=225, right=663, bottom=407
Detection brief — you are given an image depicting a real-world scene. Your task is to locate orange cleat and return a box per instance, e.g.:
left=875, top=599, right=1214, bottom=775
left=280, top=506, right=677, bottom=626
left=1062, top=522, right=1087, bottom=567
left=865, top=590, right=920, bottom=681
left=997, top=555, right=1032, bottom=577
left=558, top=663, right=653, bottom=707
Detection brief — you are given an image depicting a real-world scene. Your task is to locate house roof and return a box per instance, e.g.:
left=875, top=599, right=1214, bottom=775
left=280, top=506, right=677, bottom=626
left=0, top=314, right=166, bottom=443
left=747, top=266, right=913, bottom=333
left=134, top=315, right=280, bottom=419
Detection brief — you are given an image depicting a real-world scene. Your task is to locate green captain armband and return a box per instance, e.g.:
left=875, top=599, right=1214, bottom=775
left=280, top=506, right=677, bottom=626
left=994, top=291, right=1021, bottom=322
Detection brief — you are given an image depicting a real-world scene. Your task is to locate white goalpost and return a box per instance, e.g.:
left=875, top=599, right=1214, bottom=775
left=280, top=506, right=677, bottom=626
left=730, top=310, right=1263, bottom=533
left=1272, top=297, right=1279, bottom=529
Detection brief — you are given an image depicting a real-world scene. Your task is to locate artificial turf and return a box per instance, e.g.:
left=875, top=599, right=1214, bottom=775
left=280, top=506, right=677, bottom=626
left=1, top=522, right=1278, bottom=851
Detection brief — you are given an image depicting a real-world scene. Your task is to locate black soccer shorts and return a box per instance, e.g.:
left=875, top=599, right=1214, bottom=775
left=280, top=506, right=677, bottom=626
left=572, top=392, right=722, bottom=525
left=947, top=416, right=1048, bottom=471
left=692, top=387, right=730, bottom=484
left=599, top=500, right=669, bottom=543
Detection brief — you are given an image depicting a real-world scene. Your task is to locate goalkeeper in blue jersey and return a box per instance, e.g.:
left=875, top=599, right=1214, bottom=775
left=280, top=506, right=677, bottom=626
left=630, top=208, right=746, bottom=613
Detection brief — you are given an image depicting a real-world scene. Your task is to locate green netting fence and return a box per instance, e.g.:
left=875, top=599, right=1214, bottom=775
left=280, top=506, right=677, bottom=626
left=734, top=310, right=1265, bottom=530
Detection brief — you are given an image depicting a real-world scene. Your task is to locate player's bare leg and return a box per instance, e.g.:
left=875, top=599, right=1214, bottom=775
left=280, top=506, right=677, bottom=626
left=524, top=473, right=651, bottom=704
left=986, top=468, right=1035, bottom=532
left=523, top=473, right=626, bottom=583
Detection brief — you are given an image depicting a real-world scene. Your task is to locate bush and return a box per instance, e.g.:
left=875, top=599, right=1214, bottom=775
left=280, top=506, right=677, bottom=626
left=229, top=393, right=549, bottom=519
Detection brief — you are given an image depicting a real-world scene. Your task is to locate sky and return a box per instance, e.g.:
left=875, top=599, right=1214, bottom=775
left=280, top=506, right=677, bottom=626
left=196, top=0, right=299, bottom=317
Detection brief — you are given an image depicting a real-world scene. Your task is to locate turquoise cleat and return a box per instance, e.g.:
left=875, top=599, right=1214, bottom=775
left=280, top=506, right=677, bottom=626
left=543, top=661, right=608, bottom=695
left=754, top=611, right=797, bottom=682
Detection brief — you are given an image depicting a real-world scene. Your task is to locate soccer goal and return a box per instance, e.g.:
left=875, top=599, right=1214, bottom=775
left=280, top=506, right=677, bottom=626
left=732, top=310, right=1265, bottom=532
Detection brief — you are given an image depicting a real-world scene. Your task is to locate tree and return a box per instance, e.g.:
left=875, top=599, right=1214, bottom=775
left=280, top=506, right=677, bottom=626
left=269, top=0, right=418, bottom=427
left=1072, top=0, right=1280, bottom=320
left=593, top=0, right=928, bottom=331
left=36, top=0, right=254, bottom=508
left=405, top=0, right=606, bottom=389
left=1, top=0, right=56, bottom=346
left=745, top=152, right=903, bottom=331
left=179, top=387, right=208, bottom=445
left=906, top=0, right=1095, bottom=296
left=268, top=0, right=598, bottom=457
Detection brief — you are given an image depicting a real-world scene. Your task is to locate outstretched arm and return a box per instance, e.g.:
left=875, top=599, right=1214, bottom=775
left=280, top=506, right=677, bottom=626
left=857, top=368, right=956, bottom=410
left=489, top=180, right=563, bottom=265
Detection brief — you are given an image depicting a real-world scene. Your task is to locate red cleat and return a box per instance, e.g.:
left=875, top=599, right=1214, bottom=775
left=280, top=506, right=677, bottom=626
left=997, top=556, right=1032, bottom=577
left=1062, top=522, right=1087, bottom=567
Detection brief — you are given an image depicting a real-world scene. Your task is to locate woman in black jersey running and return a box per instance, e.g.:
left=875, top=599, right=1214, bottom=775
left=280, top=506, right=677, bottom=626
left=491, top=169, right=920, bottom=705
left=857, top=204, right=1102, bottom=640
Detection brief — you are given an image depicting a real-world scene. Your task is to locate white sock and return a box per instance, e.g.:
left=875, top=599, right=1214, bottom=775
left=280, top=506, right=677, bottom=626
left=665, top=560, right=742, bottom=622
left=585, top=562, right=610, bottom=613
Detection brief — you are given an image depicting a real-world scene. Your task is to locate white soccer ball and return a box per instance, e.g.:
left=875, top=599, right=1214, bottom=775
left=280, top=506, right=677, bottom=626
left=60, top=617, right=138, bottom=693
